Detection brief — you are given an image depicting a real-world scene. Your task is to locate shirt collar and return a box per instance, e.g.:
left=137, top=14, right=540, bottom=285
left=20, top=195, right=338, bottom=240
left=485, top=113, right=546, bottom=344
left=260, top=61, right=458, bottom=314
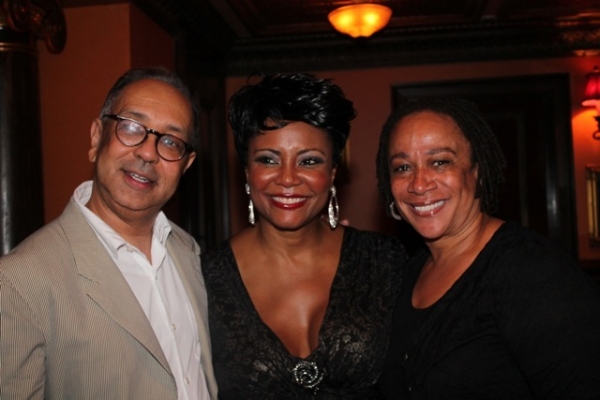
left=72, top=181, right=172, bottom=256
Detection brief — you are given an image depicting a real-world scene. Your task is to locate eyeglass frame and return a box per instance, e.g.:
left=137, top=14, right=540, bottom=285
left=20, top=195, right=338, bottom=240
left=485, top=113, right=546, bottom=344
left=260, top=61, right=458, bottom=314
left=102, top=114, right=195, bottom=161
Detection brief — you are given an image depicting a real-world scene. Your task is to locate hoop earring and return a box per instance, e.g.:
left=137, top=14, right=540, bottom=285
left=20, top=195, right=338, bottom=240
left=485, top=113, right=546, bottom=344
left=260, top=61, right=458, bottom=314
left=245, top=183, right=255, bottom=226
left=328, top=186, right=339, bottom=229
left=389, top=202, right=402, bottom=220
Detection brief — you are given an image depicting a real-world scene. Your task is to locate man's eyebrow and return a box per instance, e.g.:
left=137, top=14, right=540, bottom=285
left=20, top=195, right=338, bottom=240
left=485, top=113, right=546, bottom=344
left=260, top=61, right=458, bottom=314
left=121, top=110, right=186, bottom=135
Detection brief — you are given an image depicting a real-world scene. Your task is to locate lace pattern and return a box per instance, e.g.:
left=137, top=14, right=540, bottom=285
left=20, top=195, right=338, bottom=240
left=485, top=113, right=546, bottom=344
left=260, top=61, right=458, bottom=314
left=202, top=227, right=407, bottom=399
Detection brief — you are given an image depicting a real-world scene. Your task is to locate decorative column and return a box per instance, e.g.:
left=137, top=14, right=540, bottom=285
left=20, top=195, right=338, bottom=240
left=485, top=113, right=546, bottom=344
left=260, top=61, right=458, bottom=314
left=0, top=0, right=65, bottom=254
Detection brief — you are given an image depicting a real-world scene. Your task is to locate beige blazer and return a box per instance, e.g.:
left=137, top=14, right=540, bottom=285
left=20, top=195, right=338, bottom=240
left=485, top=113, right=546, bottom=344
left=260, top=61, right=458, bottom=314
left=1, top=199, right=218, bottom=399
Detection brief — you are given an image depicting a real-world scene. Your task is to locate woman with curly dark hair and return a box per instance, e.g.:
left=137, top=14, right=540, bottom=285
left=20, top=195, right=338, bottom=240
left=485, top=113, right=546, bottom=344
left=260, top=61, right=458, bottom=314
left=376, top=97, right=600, bottom=399
left=201, top=73, right=407, bottom=398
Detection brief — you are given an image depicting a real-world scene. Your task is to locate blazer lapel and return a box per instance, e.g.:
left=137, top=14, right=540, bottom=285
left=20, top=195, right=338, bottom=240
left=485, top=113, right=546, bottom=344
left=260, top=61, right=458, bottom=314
left=168, top=231, right=218, bottom=399
left=59, top=200, right=172, bottom=374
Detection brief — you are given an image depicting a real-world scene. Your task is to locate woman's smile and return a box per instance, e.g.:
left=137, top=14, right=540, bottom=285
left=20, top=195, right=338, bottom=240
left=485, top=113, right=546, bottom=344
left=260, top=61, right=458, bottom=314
left=269, top=195, right=308, bottom=209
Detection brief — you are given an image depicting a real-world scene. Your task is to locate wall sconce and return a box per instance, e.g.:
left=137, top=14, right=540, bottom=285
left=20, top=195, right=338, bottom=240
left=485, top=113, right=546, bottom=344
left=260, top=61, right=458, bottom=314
left=328, top=3, right=392, bottom=38
left=582, top=65, right=600, bottom=139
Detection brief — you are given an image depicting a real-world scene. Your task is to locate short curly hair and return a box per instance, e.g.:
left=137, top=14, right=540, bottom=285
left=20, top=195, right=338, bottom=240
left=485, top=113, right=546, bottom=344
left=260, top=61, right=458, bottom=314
left=376, top=97, right=506, bottom=215
left=228, top=73, right=356, bottom=166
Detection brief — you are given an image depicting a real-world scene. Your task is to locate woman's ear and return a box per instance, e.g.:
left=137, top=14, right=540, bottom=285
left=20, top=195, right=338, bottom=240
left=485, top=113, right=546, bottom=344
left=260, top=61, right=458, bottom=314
left=330, top=166, right=338, bottom=186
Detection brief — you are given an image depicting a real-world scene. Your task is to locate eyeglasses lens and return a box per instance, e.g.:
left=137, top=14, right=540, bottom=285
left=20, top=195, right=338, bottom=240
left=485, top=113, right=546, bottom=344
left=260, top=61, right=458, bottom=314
left=116, top=119, right=186, bottom=161
left=116, top=119, right=145, bottom=145
left=158, top=136, right=186, bottom=161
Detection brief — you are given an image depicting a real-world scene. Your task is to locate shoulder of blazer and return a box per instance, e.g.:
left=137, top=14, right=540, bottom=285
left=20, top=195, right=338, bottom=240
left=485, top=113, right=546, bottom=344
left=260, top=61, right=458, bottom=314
left=1, top=215, right=72, bottom=272
left=0, top=202, right=89, bottom=319
left=167, top=220, right=201, bottom=256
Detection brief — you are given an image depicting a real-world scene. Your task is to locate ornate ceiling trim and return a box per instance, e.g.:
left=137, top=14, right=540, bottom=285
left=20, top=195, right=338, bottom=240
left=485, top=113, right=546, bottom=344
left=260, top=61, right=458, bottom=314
left=225, top=19, right=600, bottom=75
left=129, top=0, right=600, bottom=76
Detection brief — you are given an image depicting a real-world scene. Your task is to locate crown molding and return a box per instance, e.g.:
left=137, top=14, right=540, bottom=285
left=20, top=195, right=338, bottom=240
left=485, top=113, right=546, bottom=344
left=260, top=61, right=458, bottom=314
left=224, top=19, right=600, bottom=75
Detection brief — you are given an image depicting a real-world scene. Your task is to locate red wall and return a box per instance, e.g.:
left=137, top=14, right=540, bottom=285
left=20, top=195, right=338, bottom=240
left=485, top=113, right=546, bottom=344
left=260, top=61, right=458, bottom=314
left=38, top=4, right=175, bottom=223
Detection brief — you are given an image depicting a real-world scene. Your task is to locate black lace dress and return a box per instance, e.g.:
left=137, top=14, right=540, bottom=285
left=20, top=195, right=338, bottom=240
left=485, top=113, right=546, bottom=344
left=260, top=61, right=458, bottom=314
left=201, top=227, right=407, bottom=399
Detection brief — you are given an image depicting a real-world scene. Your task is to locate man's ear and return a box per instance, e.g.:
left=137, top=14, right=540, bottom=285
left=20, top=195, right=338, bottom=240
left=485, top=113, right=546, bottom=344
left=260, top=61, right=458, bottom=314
left=89, top=119, right=102, bottom=163
left=183, top=151, right=196, bottom=173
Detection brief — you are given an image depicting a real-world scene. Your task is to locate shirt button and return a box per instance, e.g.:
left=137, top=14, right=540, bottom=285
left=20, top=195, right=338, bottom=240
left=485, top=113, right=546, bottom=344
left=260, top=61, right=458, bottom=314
left=171, top=323, right=177, bottom=331
left=185, top=377, right=190, bottom=385
left=404, top=353, right=409, bottom=360
left=408, top=385, right=412, bottom=392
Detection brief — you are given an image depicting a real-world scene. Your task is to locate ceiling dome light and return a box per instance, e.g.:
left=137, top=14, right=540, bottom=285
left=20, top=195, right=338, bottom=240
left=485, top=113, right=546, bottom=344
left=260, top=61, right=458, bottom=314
left=328, top=4, right=392, bottom=38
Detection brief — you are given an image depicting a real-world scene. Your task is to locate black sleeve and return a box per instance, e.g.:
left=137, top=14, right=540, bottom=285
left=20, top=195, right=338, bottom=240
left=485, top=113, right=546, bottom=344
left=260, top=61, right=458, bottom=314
left=493, top=235, right=600, bottom=399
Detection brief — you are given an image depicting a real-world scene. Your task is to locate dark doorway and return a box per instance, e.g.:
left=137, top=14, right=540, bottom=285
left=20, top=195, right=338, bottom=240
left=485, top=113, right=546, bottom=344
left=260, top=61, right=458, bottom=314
left=392, top=74, right=576, bottom=257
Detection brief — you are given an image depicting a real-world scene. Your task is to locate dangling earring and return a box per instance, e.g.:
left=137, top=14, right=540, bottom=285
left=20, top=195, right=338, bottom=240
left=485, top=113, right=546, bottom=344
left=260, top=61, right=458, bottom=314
left=328, top=186, right=339, bottom=229
left=389, top=202, right=402, bottom=220
left=245, top=183, right=255, bottom=226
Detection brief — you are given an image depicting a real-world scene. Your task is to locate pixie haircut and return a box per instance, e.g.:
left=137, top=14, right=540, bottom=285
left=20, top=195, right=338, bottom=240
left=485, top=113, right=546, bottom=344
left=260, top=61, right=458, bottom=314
left=99, top=66, right=199, bottom=147
left=376, top=97, right=506, bottom=215
left=228, top=73, right=356, bottom=166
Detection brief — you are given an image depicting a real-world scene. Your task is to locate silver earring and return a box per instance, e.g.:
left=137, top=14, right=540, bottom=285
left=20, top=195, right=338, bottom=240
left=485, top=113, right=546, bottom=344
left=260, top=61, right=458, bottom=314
left=389, top=202, right=402, bottom=220
left=245, top=183, right=255, bottom=226
left=328, top=186, right=339, bottom=229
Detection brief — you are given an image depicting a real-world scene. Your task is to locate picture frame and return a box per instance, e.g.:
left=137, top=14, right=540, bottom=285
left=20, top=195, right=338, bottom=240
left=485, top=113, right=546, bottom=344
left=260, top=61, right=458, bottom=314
left=587, top=165, right=600, bottom=247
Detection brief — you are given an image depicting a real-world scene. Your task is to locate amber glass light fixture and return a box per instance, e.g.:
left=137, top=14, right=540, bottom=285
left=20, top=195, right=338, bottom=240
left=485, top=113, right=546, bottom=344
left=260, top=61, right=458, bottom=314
left=328, top=3, right=392, bottom=38
left=582, top=65, right=600, bottom=139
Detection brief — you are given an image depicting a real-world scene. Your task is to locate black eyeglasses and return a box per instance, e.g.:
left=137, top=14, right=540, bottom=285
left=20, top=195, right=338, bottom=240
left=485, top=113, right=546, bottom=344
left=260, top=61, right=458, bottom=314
left=102, top=114, right=194, bottom=162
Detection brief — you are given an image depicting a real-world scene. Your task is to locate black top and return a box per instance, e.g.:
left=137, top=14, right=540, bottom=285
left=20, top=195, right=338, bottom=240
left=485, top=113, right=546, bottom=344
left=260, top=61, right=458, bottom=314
left=378, top=222, right=600, bottom=399
left=202, top=227, right=408, bottom=399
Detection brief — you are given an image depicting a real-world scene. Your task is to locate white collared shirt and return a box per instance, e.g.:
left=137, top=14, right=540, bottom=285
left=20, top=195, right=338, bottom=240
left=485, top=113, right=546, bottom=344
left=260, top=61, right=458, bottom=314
left=73, top=181, right=208, bottom=400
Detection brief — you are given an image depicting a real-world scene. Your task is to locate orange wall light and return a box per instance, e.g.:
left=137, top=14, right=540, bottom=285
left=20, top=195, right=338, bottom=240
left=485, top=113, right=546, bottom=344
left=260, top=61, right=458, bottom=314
left=582, top=65, right=600, bottom=139
left=328, top=4, right=392, bottom=38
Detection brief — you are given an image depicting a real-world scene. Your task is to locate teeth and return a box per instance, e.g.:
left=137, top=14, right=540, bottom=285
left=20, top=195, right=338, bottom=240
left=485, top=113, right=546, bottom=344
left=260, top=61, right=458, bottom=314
left=130, top=173, right=150, bottom=183
left=272, top=197, right=305, bottom=204
left=414, top=200, right=444, bottom=212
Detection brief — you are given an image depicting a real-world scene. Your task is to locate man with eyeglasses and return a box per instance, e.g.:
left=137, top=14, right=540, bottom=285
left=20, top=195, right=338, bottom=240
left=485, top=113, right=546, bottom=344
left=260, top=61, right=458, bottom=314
left=1, top=67, right=218, bottom=399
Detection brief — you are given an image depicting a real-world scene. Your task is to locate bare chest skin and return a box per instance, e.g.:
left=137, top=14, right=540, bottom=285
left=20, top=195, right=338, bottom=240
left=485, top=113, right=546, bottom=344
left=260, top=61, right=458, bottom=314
left=412, top=217, right=503, bottom=309
left=231, top=224, right=344, bottom=358
left=412, top=260, right=469, bottom=309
